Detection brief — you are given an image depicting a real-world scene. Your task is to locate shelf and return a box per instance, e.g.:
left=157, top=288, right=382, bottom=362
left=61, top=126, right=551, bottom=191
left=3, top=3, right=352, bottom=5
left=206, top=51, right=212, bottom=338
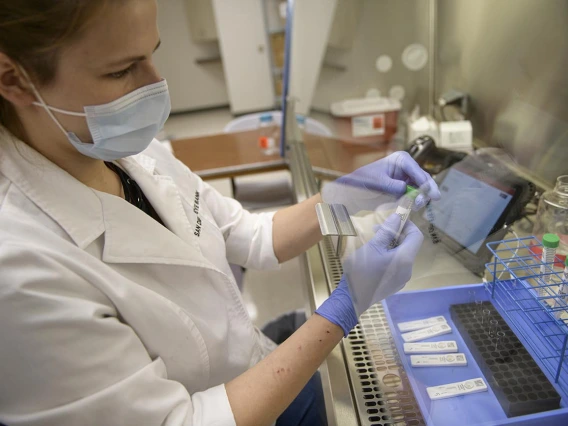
left=322, top=61, right=347, bottom=72
left=195, top=56, right=222, bottom=65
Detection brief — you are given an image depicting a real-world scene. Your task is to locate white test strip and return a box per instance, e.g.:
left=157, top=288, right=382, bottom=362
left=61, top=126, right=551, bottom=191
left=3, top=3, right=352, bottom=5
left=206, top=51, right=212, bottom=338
left=427, top=378, right=488, bottom=400
left=397, top=316, right=448, bottom=332
left=403, top=341, right=458, bottom=354
left=401, top=323, right=452, bottom=343
left=410, top=353, right=467, bottom=367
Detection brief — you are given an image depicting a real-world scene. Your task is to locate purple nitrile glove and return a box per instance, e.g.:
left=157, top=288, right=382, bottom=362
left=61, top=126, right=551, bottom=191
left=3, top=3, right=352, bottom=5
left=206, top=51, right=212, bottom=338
left=322, top=151, right=441, bottom=214
left=315, top=276, right=358, bottom=337
left=316, top=213, right=424, bottom=336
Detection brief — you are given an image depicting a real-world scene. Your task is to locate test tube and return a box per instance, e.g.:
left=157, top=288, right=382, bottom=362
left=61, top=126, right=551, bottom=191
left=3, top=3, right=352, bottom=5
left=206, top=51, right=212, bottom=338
left=481, top=308, right=491, bottom=326
left=539, top=234, right=560, bottom=298
left=389, top=185, right=419, bottom=249
left=493, top=331, right=506, bottom=353
left=488, top=319, right=499, bottom=338
left=554, top=257, right=568, bottom=319
left=474, top=300, right=483, bottom=318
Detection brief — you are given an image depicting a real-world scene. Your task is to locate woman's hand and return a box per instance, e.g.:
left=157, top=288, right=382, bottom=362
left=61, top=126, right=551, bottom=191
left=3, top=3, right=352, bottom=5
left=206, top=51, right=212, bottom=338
left=322, top=151, right=441, bottom=214
left=315, top=213, right=424, bottom=335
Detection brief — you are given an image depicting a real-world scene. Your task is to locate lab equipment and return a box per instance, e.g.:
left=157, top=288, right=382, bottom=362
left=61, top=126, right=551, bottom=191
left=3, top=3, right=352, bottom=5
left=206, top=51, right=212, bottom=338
left=555, top=257, right=568, bottom=318
left=451, top=300, right=561, bottom=417
left=384, top=285, right=568, bottom=424
left=539, top=233, right=560, bottom=297
left=488, top=319, right=499, bottom=338
left=468, top=289, right=476, bottom=304
left=397, top=315, right=447, bottom=332
left=481, top=308, right=491, bottom=325
left=439, top=120, right=473, bottom=153
left=417, top=150, right=533, bottom=275
left=405, top=135, right=467, bottom=175
left=389, top=185, right=419, bottom=249
left=426, top=378, right=488, bottom=401
left=493, top=331, right=506, bottom=353
left=486, top=235, right=568, bottom=396
left=401, top=323, right=452, bottom=343
left=315, top=202, right=357, bottom=257
left=474, top=299, right=483, bottom=317
left=533, top=175, right=568, bottom=258
left=403, top=341, right=458, bottom=354
left=330, top=96, right=401, bottom=144
left=410, top=353, right=467, bottom=367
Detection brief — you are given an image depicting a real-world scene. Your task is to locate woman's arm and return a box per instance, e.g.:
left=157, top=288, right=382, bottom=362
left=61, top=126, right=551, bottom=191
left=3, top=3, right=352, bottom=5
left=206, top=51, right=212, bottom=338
left=272, top=193, right=323, bottom=263
left=226, top=314, right=343, bottom=426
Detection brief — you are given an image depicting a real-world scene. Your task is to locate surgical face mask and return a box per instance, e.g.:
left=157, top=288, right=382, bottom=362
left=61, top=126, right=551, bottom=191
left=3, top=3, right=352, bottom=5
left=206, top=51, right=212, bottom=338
left=23, top=69, right=171, bottom=161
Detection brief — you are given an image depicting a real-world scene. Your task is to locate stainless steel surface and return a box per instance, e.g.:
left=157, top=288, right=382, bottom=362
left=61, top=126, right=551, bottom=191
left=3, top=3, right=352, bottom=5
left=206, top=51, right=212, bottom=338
left=287, top=98, right=360, bottom=426
left=320, top=237, right=425, bottom=426
left=287, top=95, right=424, bottom=425
left=315, top=203, right=357, bottom=237
left=435, top=0, right=568, bottom=187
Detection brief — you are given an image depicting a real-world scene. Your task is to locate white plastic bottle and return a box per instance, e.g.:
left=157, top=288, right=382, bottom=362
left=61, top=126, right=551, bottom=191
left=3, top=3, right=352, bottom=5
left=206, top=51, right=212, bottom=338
left=540, top=233, right=560, bottom=298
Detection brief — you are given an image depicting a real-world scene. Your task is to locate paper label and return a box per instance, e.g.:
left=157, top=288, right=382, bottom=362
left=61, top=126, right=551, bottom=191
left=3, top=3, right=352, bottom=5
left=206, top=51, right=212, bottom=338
left=398, top=316, right=447, bottom=332
left=351, top=114, right=385, bottom=137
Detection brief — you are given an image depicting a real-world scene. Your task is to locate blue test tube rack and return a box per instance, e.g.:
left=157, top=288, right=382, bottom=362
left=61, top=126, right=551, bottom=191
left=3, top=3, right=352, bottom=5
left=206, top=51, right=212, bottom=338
left=485, top=236, right=568, bottom=396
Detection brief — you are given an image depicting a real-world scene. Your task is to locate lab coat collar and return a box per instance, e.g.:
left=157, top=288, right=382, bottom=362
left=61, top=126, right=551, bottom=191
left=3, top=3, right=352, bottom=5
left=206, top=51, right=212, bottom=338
left=0, top=128, right=105, bottom=249
left=0, top=129, right=207, bottom=267
left=103, top=152, right=208, bottom=266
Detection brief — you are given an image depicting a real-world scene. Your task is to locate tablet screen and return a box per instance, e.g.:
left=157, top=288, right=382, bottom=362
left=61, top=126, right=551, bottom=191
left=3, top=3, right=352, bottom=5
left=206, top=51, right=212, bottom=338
left=424, top=165, right=515, bottom=254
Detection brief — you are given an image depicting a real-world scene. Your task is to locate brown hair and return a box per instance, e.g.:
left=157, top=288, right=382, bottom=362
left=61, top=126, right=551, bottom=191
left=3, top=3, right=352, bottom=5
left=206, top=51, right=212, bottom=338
left=0, top=1, right=110, bottom=127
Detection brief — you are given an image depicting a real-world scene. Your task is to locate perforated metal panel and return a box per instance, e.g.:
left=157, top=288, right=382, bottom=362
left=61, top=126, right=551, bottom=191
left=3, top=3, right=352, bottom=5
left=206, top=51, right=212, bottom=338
left=322, top=237, right=425, bottom=426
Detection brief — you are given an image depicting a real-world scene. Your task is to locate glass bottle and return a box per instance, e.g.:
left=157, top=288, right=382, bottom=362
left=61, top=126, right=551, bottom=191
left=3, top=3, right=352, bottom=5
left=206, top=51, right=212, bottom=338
left=534, top=175, right=568, bottom=257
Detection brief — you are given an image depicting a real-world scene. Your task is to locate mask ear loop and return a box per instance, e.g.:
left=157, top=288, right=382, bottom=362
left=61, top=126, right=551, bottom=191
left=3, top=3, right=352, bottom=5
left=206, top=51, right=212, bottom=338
left=18, top=66, right=86, bottom=139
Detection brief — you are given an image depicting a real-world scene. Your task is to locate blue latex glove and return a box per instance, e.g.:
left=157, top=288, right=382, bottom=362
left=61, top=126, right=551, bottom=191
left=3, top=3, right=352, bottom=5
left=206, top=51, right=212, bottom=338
left=316, top=213, right=424, bottom=336
left=322, top=151, right=441, bottom=214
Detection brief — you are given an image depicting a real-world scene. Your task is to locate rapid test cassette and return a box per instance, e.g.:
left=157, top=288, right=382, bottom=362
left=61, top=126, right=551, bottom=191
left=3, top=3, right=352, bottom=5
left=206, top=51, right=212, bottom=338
left=403, top=341, right=458, bottom=354
left=397, top=316, right=448, bottom=332
left=427, top=378, right=488, bottom=400
left=401, top=323, right=452, bottom=343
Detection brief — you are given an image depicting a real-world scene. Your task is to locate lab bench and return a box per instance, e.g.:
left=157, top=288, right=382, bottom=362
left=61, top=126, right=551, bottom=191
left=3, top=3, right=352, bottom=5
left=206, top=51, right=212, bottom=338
left=283, top=130, right=568, bottom=425
left=170, top=121, right=568, bottom=425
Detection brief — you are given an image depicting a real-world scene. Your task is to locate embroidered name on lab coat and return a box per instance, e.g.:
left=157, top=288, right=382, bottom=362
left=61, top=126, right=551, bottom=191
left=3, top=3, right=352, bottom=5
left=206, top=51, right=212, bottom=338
left=193, top=191, right=202, bottom=237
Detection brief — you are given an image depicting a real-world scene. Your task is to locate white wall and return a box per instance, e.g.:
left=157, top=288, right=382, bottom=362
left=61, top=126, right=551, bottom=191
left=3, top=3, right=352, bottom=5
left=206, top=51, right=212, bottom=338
left=154, top=0, right=229, bottom=112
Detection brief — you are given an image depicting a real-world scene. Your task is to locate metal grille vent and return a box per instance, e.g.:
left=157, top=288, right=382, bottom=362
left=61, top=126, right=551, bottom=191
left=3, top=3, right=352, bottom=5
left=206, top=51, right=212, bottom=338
left=322, top=237, right=425, bottom=426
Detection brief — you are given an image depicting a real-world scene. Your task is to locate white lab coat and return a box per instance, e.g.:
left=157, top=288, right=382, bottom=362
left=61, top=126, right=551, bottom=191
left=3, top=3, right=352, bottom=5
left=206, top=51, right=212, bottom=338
left=0, top=127, right=280, bottom=426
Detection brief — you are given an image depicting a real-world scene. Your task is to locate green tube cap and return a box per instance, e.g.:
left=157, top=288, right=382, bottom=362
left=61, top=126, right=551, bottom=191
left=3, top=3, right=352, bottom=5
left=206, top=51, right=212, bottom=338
left=405, top=185, right=419, bottom=200
left=542, top=233, right=560, bottom=249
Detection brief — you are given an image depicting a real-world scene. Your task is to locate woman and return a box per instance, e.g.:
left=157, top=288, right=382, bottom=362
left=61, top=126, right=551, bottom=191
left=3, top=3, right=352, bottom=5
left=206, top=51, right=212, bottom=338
left=0, top=1, right=439, bottom=425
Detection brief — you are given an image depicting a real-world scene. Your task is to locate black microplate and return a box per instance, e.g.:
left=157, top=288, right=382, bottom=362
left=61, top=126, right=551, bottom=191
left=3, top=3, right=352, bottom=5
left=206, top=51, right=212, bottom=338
left=450, top=302, right=561, bottom=417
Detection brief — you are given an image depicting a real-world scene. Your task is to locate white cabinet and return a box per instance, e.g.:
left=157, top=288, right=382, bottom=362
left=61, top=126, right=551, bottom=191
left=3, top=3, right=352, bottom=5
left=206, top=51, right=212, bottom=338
left=212, top=0, right=276, bottom=114
left=289, top=0, right=338, bottom=115
left=155, top=0, right=229, bottom=112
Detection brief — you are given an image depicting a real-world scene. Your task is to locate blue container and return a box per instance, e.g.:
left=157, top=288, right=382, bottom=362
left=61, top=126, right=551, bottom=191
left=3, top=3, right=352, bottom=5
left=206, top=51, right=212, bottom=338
left=382, top=284, right=568, bottom=426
